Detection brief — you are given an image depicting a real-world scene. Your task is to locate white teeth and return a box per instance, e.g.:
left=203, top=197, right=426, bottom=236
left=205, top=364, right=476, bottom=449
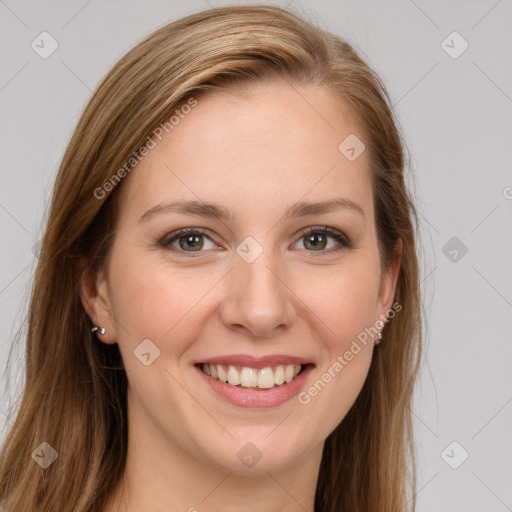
left=274, top=365, right=285, bottom=385
left=217, top=365, right=228, bottom=383
left=284, top=365, right=294, bottom=383
left=257, top=367, right=275, bottom=389
left=201, top=363, right=304, bottom=389
left=240, top=367, right=258, bottom=387
left=227, top=365, right=240, bottom=385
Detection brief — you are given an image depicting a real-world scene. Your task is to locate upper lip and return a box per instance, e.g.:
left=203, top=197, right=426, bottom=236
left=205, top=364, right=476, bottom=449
left=195, top=354, right=314, bottom=369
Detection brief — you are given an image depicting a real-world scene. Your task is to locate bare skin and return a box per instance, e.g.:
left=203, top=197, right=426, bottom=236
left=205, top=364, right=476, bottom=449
left=79, top=79, right=401, bottom=512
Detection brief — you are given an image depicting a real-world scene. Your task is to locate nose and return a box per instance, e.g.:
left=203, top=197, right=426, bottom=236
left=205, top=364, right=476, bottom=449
left=218, top=250, right=296, bottom=339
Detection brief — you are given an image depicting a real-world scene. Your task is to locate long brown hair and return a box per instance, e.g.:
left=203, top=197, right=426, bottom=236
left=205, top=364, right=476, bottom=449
left=0, top=5, right=422, bottom=511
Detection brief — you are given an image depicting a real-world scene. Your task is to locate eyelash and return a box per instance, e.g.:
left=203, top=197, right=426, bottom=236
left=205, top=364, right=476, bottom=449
left=159, top=226, right=352, bottom=257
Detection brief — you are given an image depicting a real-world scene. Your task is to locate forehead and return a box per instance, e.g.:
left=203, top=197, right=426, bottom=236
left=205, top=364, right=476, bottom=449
left=117, top=80, right=373, bottom=225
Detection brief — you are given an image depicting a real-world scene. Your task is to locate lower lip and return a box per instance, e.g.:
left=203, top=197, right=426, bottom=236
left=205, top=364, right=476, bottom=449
left=196, top=365, right=314, bottom=408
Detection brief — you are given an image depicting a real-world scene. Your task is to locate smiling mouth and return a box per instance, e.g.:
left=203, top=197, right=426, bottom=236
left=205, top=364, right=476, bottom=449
left=198, top=363, right=310, bottom=390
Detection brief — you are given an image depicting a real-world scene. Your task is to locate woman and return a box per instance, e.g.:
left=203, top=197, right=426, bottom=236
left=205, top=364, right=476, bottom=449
left=0, top=4, right=422, bottom=511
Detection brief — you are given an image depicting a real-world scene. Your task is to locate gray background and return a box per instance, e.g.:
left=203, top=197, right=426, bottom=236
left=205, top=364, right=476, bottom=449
left=1, top=0, right=511, bottom=510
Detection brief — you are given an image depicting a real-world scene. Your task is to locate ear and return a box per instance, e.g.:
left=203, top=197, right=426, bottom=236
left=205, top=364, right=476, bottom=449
left=376, top=238, right=402, bottom=318
left=77, top=257, right=118, bottom=344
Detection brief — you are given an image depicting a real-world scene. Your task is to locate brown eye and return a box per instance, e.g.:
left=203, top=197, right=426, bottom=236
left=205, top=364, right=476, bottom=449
left=303, top=232, right=328, bottom=251
left=177, top=233, right=204, bottom=251
left=295, top=227, right=351, bottom=254
left=159, top=226, right=351, bottom=258
left=161, top=229, right=217, bottom=254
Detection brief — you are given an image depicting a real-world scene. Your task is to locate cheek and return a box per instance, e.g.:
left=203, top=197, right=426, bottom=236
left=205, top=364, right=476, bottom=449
left=302, top=255, right=381, bottom=345
left=292, top=256, right=379, bottom=425
left=107, top=244, right=220, bottom=355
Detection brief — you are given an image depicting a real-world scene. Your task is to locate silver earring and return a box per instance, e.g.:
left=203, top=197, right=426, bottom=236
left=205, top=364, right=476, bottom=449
left=375, top=331, right=383, bottom=345
left=91, top=326, right=106, bottom=336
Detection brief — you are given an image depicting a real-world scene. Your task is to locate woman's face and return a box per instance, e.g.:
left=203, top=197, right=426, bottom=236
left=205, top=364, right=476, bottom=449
left=86, top=80, right=400, bottom=474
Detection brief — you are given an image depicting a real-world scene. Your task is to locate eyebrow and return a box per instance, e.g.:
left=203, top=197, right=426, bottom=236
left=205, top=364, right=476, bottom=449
left=138, top=197, right=365, bottom=223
